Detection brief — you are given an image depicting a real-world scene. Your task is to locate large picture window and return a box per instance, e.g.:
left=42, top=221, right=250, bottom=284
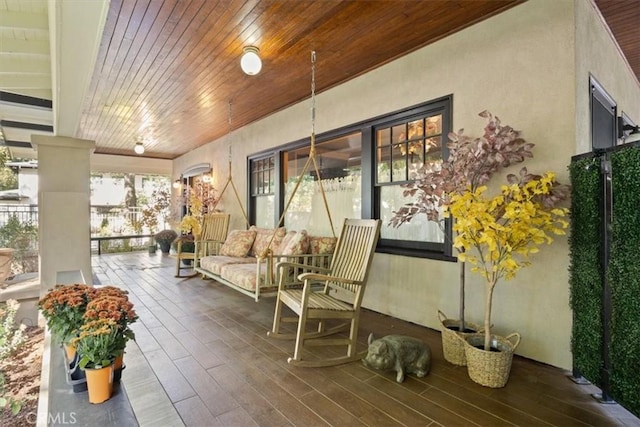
left=247, top=95, right=452, bottom=259
left=283, top=132, right=362, bottom=236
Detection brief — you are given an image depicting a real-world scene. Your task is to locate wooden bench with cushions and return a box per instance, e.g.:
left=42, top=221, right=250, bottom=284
left=193, top=226, right=336, bottom=301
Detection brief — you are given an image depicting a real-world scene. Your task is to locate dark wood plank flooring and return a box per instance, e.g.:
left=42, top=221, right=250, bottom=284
left=92, top=252, right=639, bottom=427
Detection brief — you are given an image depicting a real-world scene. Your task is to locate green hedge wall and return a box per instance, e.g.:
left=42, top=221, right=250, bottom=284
left=609, top=147, right=640, bottom=417
left=568, top=155, right=602, bottom=387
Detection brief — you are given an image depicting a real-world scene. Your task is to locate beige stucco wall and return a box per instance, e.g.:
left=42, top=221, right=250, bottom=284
left=172, top=0, right=627, bottom=369
left=575, top=0, right=640, bottom=154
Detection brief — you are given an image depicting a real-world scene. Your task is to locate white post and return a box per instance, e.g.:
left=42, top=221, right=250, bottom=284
left=31, top=135, right=95, bottom=294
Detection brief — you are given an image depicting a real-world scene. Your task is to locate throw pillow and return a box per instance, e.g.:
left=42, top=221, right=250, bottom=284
left=250, top=226, right=286, bottom=257
left=278, top=230, right=310, bottom=255
left=308, top=236, right=337, bottom=255
left=219, top=229, right=257, bottom=257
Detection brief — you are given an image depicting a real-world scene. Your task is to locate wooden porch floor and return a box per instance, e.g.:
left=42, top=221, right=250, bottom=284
left=92, top=252, right=639, bottom=426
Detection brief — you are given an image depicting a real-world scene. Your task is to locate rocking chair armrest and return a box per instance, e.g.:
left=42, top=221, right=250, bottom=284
left=275, top=261, right=331, bottom=290
left=195, top=238, right=225, bottom=244
left=275, top=261, right=330, bottom=274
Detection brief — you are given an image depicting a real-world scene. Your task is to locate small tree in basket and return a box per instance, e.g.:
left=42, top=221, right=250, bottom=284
left=390, top=111, right=534, bottom=329
left=446, top=170, right=569, bottom=350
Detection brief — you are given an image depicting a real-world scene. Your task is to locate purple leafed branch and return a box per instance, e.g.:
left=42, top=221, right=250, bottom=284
left=389, top=111, right=537, bottom=229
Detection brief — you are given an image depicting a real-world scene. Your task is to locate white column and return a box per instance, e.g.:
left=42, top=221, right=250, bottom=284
left=31, top=135, right=95, bottom=294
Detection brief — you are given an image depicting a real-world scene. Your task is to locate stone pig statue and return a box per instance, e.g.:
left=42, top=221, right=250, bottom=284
left=362, top=334, right=431, bottom=383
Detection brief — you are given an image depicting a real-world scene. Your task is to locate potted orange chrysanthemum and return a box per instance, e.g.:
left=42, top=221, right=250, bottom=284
left=38, top=284, right=99, bottom=359
left=71, top=318, right=120, bottom=403
left=83, top=286, right=138, bottom=380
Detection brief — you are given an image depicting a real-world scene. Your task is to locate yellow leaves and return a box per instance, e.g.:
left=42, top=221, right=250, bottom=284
left=447, top=172, right=569, bottom=285
left=180, top=215, right=201, bottom=235
left=188, top=193, right=204, bottom=217
left=180, top=191, right=209, bottom=235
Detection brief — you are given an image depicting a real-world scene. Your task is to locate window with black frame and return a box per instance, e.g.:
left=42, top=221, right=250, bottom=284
left=249, top=155, right=276, bottom=228
left=373, top=98, right=453, bottom=258
left=590, top=76, right=617, bottom=151
left=247, top=97, right=453, bottom=260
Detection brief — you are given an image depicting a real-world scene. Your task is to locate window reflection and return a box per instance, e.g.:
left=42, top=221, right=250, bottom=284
left=283, top=132, right=362, bottom=235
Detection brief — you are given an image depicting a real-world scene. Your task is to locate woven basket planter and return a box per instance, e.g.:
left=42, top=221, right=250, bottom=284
left=463, top=332, right=521, bottom=388
left=438, top=310, right=482, bottom=366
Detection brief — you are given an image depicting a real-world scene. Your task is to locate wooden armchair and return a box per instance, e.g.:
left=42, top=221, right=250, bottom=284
left=175, top=213, right=230, bottom=277
left=267, top=218, right=381, bottom=367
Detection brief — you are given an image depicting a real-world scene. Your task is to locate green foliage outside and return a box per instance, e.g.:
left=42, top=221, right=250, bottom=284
left=0, top=299, right=26, bottom=415
left=89, top=174, right=170, bottom=253
left=98, top=238, right=147, bottom=254
left=568, top=155, right=603, bottom=387
left=0, top=215, right=38, bottom=275
left=609, top=147, right=640, bottom=417
left=0, top=148, right=18, bottom=191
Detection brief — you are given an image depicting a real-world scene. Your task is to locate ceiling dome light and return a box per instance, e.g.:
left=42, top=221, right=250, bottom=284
left=240, top=46, right=262, bottom=75
left=134, top=141, right=145, bottom=155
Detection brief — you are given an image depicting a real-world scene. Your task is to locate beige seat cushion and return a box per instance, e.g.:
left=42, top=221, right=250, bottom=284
left=199, top=255, right=255, bottom=275
left=220, top=263, right=269, bottom=291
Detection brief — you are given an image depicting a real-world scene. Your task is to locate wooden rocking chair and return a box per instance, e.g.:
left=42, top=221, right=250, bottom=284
left=175, top=213, right=230, bottom=277
left=267, top=218, right=381, bottom=367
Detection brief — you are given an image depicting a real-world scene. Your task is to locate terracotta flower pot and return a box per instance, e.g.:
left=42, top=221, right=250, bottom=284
left=85, top=364, right=114, bottom=404
left=0, top=248, right=14, bottom=282
left=114, top=353, right=124, bottom=370
left=63, top=343, right=76, bottom=361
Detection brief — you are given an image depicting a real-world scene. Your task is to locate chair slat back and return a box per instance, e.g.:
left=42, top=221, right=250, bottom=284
left=200, top=213, right=230, bottom=242
left=328, top=219, right=381, bottom=295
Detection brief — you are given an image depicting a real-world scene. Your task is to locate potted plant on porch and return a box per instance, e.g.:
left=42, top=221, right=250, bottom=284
left=37, top=284, right=99, bottom=359
left=141, top=188, right=172, bottom=254
left=175, top=181, right=219, bottom=265
left=154, top=229, right=178, bottom=254
left=83, top=286, right=138, bottom=381
left=71, top=318, right=120, bottom=404
left=390, top=111, right=535, bottom=365
left=447, top=170, right=569, bottom=387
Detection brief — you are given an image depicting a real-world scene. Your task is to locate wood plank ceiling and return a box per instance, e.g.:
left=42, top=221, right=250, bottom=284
left=1, top=0, right=638, bottom=161
left=78, top=0, right=522, bottom=160
left=594, top=0, right=640, bottom=84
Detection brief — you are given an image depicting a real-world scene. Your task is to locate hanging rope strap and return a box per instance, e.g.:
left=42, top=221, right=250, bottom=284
left=262, top=51, right=336, bottom=259
left=211, top=101, right=250, bottom=228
